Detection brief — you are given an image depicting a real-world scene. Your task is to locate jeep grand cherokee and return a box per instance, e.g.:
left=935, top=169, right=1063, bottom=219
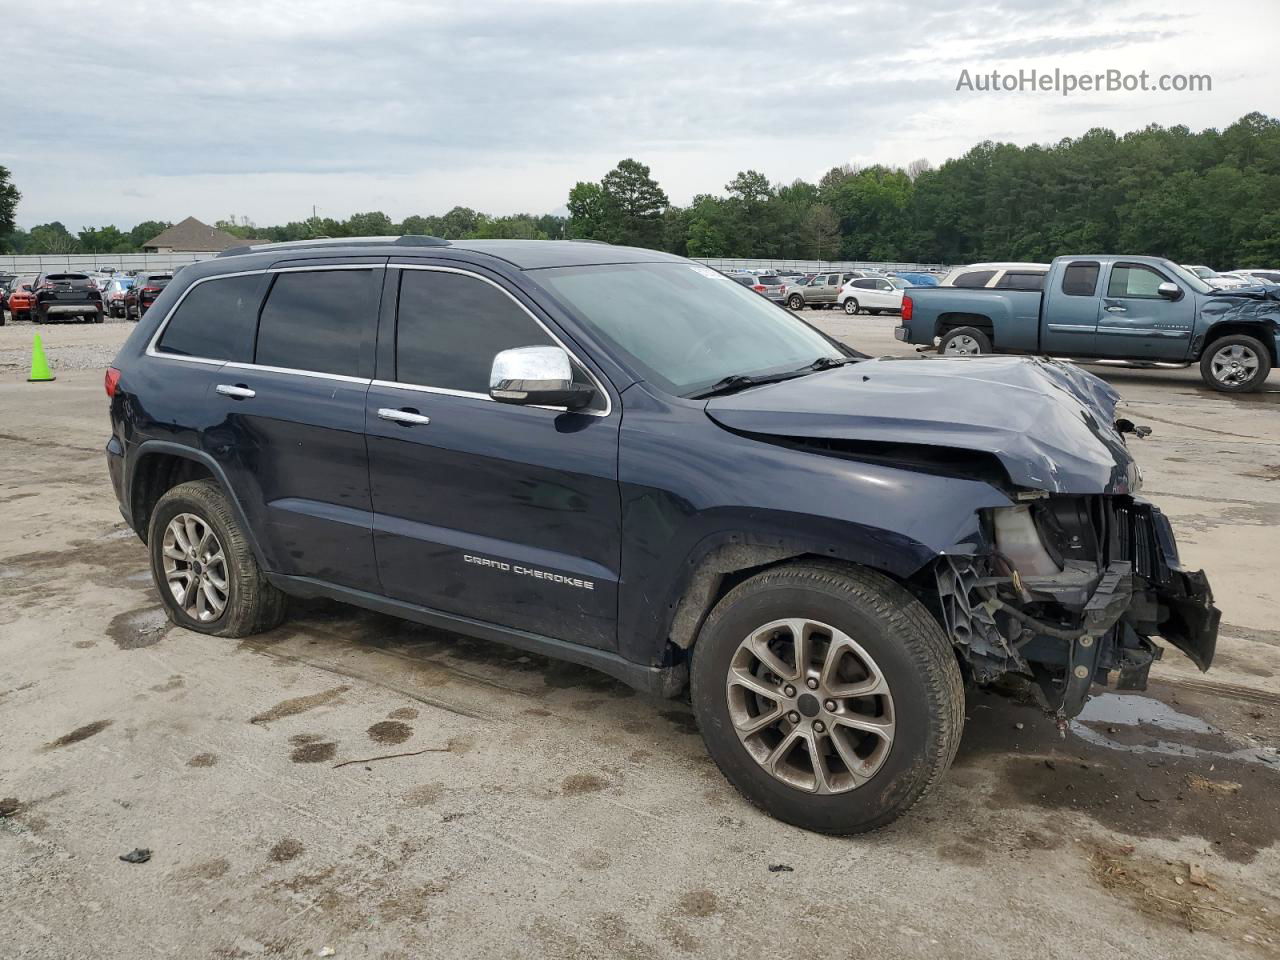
left=105, top=236, right=1218, bottom=833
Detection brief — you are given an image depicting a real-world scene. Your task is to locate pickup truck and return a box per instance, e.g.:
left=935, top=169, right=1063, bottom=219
left=895, top=254, right=1280, bottom=392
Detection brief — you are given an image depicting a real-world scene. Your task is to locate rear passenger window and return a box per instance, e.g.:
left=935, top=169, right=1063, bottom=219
left=996, top=272, right=1046, bottom=291
left=954, top=270, right=996, bottom=288
left=1061, top=262, right=1100, bottom=296
left=255, top=270, right=375, bottom=376
left=156, top=274, right=262, bottom=361
left=395, top=270, right=554, bottom=394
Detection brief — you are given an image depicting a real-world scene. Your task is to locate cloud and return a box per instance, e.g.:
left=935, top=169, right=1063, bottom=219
left=1, top=0, right=1272, bottom=226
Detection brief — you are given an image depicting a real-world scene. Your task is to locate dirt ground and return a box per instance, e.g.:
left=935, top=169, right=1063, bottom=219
left=2, top=315, right=1278, bottom=960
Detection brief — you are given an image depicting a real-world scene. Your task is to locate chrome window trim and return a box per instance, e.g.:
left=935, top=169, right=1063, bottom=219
left=224, top=361, right=372, bottom=384
left=383, top=262, right=613, bottom=418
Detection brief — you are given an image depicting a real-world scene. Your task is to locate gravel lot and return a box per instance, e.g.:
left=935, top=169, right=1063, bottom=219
left=2, top=314, right=1278, bottom=960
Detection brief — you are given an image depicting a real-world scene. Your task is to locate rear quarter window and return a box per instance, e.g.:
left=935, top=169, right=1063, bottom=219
left=1061, top=262, right=1101, bottom=297
left=155, top=274, right=264, bottom=362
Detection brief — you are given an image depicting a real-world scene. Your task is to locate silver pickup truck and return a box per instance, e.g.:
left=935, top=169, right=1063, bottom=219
left=895, top=254, right=1280, bottom=392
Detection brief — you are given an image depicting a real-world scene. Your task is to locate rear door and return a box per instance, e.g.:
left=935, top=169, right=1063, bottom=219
left=1041, top=260, right=1103, bottom=355
left=365, top=262, right=621, bottom=648
left=210, top=262, right=382, bottom=591
left=1095, top=261, right=1195, bottom=360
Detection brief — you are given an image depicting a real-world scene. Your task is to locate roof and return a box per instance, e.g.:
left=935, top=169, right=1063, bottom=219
left=143, top=217, right=263, bottom=252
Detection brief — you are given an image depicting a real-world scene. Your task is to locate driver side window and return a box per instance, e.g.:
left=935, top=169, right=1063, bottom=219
left=1107, top=264, right=1168, bottom=299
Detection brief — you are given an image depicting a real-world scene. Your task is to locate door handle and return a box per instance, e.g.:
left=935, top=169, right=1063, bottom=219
left=215, top=384, right=256, bottom=399
left=378, top=407, right=431, bottom=426
left=1104, top=305, right=1127, bottom=313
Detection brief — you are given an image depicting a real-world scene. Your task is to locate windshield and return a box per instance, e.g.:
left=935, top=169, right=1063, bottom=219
left=534, top=262, right=846, bottom=397
left=1165, top=262, right=1214, bottom=294
left=1186, top=265, right=1216, bottom=280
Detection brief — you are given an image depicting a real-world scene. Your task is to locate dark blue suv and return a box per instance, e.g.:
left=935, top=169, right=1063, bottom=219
left=106, top=237, right=1218, bottom=833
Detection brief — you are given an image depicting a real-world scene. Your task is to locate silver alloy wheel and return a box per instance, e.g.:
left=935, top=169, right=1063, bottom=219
left=844, top=299, right=859, bottom=315
left=943, top=334, right=981, bottom=355
left=1210, top=343, right=1260, bottom=385
left=725, top=618, right=895, bottom=794
left=161, top=512, right=229, bottom=622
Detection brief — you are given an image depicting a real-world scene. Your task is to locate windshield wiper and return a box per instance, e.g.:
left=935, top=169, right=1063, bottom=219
left=690, top=371, right=804, bottom=399
left=805, top=356, right=856, bottom=371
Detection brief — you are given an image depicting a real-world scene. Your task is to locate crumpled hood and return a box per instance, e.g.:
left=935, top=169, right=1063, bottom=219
left=704, top=356, right=1139, bottom=494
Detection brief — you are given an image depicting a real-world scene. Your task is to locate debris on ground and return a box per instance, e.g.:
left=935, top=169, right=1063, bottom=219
left=319, top=947, right=336, bottom=957
left=0, top=797, right=20, bottom=817
left=1186, top=773, right=1242, bottom=795
left=119, top=848, right=152, bottom=864
left=768, top=864, right=794, bottom=873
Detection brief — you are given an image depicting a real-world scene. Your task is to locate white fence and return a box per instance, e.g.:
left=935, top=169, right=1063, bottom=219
left=0, top=250, right=948, bottom=275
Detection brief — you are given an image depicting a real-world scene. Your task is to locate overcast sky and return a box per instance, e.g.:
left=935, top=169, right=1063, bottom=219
left=1, top=0, right=1275, bottom=230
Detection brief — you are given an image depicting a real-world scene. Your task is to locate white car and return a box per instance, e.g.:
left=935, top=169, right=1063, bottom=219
left=1182, top=265, right=1250, bottom=290
left=940, top=262, right=1050, bottom=289
left=838, top=275, right=906, bottom=315
left=1229, top=268, right=1280, bottom=285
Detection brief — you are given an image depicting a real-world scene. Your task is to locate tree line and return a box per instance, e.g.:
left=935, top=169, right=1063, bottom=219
left=2, top=112, right=1277, bottom=267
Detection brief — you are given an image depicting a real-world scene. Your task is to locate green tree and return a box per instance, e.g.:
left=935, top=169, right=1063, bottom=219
left=599, top=159, right=669, bottom=248
left=567, top=181, right=609, bottom=239
left=78, top=225, right=131, bottom=253
left=28, top=222, right=80, bottom=254
left=803, top=204, right=840, bottom=262
left=345, top=211, right=395, bottom=236
left=129, top=220, right=172, bottom=249
left=0, top=165, right=19, bottom=243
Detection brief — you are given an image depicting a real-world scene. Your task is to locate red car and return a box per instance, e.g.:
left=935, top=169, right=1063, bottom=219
left=5, top=275, right=37, bottom=322
left=124, top=272, right=172, bottom=320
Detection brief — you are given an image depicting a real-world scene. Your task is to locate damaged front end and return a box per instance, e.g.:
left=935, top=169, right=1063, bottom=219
left=936, top=495, right=1219, bottom=719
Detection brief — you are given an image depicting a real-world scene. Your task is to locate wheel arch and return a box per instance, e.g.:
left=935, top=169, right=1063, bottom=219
left=1199, top=321, right=1278, bottom=365
left=127, top=441, right=271, bottom=570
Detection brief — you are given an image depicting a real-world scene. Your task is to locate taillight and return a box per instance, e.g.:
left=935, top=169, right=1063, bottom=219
left=142, top=286, right=160, bottom=294
left=902, top=295, right=913, bottom=321
left=105, top=367, right=121, bottom=398
left=752, top=284, right=766, bottom=292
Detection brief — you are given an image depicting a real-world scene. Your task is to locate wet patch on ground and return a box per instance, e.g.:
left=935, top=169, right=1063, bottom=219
left=562, top=773, right=609, bottom=795
left=107, top=606, right=171, bottom=650
left=250, top=686, right=350, bottom=724
left=367, top=720, right=412, bottom=745
left=268, top=838, right=304, bottom=863
left=956, top=687, right=1280, bottom=862
left=186, top=753, right=217, bottom=768
left=288, top=733, right=337, bottom=764
left=658, top=709, right=700, bottom=736
left=175, top=857, right=230, bottom=881
left=387, top=707, right=418, bottom=721
left=676, top=890, right=720, bottom=918
left=45, top=719, right=111, bottom=749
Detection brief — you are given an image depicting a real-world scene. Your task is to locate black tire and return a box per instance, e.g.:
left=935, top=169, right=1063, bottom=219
left=690, top=561, right=964, bottom=834
left=33, top=306, right=46, bottom=324
left=787, top=294, right=804, bottom=311
left=93, top=310, right=104, bottom=324
left=843, top=298, right=859, bottom=315
left=938, top=325, right=992, bottom=356
left=1199, top=334, right=1271, bottom=393
left=869, top=309, right=882, bottom=316
left=148, top=479, right=288, bottom=638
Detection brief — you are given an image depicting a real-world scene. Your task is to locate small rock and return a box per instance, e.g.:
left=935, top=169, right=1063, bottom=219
left=1174, top=876, right=1185, bottom=886
left=1014, top=722, right=1024, bottom=730
left=319, top=949, right=336, bottom=958
left=767, top=864, right=794, bottom=873
left=119, top=848, right=151, bottom=864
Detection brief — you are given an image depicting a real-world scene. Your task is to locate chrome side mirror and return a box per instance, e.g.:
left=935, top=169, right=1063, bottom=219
left=1157, top=282, right=1182, bottom=301
left=489, top=345, right=594, bottom=410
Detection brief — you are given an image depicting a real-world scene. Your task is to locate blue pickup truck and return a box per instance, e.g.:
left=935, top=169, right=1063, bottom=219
left=895, top=254, right=1280, bottom=392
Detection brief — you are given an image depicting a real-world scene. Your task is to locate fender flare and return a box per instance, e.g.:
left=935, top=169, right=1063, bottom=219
left=127, top=440, right=272, bottom=571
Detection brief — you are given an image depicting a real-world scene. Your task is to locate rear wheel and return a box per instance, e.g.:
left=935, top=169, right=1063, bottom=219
left=938, top=326, right=992, bottom=356
left=149, top=480, right=288, bottom=637
left=690, top=561, right=964, bottom=834
left=1200, top=334, right=1271, bottom=393
left=843, top=298, right=860, bottom=315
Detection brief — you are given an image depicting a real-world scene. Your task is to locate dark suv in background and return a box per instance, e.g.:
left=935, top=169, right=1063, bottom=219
left=123, top=272, right=172, bottom=320
left=105, top=237, right=1218, bottom=834
left=32, top=271, right=105, bottom=323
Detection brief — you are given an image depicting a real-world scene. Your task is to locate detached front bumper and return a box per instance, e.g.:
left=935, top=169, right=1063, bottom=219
left=937, top=497, right=1219, bottom=717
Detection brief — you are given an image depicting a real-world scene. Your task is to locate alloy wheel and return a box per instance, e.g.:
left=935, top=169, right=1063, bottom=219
left=725, top=618, right=895, bottom=794
left=943, top=334, right=981, bottom=355
left=1210, top=343, right=1259, bottom=386
left=161, top=512, right=229, bottom=622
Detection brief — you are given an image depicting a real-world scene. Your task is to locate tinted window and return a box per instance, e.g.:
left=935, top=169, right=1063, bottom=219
left=395, top=269, right=553, bottom=393
left=757, top=276, right=782, bottom=285
left=826, top=274, right=839, bottom=285
left=256, top=270, right=375, bottom=376
left=1061, top=262, right=1100, bottom=297
left=1107, top=264, right=1168, bottom=298
left=954, top=270, right=996, bottom=288
left=996, top=271, right=1046, bottom=291
left=852, top=279, right=874, bottom=289
left=157, top=274, right=262, bottom=361
left=730, top=275, right=753, bottom=286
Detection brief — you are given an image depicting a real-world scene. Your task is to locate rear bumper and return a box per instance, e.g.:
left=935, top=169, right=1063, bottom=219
left=43, top=303, right=101, bottom=315
left=893, top=325, right=908, bottom=341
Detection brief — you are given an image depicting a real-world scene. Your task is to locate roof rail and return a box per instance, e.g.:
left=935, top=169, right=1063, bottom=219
left=569, top=238, right=611, bottom=245
left=218, top=235, right=451, bottom=258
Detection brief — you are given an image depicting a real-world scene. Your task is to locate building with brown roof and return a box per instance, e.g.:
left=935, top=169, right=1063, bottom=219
left=142, top=217, right=263, bottom=254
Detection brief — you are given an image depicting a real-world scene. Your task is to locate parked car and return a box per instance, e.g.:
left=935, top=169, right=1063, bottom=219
left=786, top=271, right=862, bottom=310
left=1233, top=268, right=1280, bottom=285
left=1182, top=265, right=1250, bottom=290
left=896, top=254, right=1280, bottom=392
left=940, top=262, right=1050, bottom=289
left=104, top=276, right=135, bottom=317
left=106, top=236, right=1218, bottom=834
left=728, top=273, right=789, bottom=304
left=32, top=272, right=105, bottom=323
left=838, top=276, right=906, bottom=315
left=124, top=272, right=173, bottom=320
left=891, top=271, right=940, bottom=287
left=5, top=275, right=39, bottom=322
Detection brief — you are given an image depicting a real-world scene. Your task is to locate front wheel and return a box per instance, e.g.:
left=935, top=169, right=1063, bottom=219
left=842, top=298, right=859, bottom=315
left=938, top=326, right=992, bottom=356
left=149, top=479, right=288, bottom=637
left=1200, top=334, right=1271, bottom=393
left=690, top=561, right=964, bottom=834
left=788, top=294, right=805, bottom=310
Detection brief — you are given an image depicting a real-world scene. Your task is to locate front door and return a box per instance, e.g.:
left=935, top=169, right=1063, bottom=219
left=365, top=264, right=621, bottom=649
left=1095, top=262, right=1195, bottom=361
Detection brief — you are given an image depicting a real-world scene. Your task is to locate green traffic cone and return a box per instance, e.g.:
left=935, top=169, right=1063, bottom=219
left=27, top=334, right=56, bottom=382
